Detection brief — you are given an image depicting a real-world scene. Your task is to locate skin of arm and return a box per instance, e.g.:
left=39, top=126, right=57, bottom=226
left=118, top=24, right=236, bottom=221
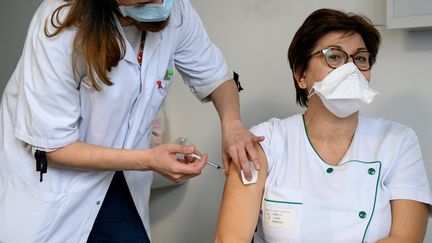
left=376, top=200, right=429, bottom=243
left=209, top=79, right=264, bottom=180
left=214, top=143, right=268, bottom=243
left=46, top=141, right=207, bottom=183
left=46, top=79, right=256, bottom=183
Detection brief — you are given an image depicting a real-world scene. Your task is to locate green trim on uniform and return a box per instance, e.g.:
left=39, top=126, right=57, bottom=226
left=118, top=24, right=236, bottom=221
left=301, top=114, right=382, bottom=242
left=302, top=114, right=357, bottom=166
left=302, top=114, right=327, bottom=163
left=356, top=160, right=381, bottom=243
left=264, top=198, right=303, bottom=205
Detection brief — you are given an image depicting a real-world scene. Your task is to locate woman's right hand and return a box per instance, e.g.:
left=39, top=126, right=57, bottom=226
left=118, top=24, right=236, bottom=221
left=146, top=143, right=207, bottom=183
left=45, top=142, right=206, bottom=180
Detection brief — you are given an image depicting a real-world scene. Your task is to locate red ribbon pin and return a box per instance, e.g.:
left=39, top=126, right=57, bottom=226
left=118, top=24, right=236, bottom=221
left=157, top=80, right=163, bottom=90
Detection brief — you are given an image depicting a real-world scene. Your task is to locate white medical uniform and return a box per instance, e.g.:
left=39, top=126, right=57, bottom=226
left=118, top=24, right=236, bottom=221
left=0, top=0, right=230, bottom=242
left=251, top=114, right=432, bottom=243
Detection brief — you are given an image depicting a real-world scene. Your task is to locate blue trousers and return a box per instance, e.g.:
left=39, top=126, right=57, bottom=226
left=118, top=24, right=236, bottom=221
left=87, top=171, right=150, bottom=243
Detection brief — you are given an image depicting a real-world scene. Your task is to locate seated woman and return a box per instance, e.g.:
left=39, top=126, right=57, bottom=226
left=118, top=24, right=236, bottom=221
left=215, top=8, right=432, bottom=243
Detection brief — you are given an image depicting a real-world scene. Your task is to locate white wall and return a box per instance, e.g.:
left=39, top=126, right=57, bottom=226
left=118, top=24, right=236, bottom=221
left=0, top=0, right=43, bottom=94
left=1, top=1, right=431, bottom=243
left=150, top=0, right=432, bottom=243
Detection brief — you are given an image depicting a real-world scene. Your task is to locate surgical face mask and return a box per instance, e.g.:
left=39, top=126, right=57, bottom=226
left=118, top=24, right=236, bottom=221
left=118, top=0, right=174, bottom=23
left=307, top=62, right=378, bottom=118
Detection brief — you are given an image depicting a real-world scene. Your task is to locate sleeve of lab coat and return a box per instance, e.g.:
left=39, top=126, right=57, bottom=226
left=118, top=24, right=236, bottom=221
left=13, top=24, right=80, bottom=150
left=173, top=0, right=231, bottom=102
left=385, top=129, right=432, bottom=206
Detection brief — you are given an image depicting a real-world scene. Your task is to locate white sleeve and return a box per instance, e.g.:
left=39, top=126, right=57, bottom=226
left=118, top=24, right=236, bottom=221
left=385, top=129, right=432, bottom=205
left=13, top=13, right=80, bottom=150
left=173, top=0, right=231, bottom=102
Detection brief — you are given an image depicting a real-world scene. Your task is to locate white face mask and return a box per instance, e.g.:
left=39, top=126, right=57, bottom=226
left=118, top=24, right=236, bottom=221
left=308, top=62, right=378, bottom=118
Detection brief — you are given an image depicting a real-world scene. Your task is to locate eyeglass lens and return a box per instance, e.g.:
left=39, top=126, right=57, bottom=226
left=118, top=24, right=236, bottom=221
left=323, top=48, right=370, bottom=71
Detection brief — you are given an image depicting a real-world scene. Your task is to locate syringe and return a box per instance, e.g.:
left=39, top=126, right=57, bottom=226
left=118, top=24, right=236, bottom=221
left=189, top=153, right=223, bottom=171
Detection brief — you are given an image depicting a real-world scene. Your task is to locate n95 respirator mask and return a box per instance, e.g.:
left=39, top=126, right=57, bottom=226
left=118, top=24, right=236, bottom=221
left=308, top=62, right=378, bottom=118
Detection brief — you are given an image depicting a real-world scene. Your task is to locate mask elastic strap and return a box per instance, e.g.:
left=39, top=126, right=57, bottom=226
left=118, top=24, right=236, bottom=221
left=307, top=87, right=316, bottom=99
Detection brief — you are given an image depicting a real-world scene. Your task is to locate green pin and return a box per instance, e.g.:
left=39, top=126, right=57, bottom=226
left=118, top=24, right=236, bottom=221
left=165, top=69, right=174, bottom=81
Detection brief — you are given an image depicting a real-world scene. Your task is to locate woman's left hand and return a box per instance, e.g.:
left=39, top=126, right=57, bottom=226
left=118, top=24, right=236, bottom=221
left=221, top=120, right=264, bottom=180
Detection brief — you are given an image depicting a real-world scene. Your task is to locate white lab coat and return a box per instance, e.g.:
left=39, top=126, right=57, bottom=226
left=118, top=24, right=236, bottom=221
left=251, top=114, right=432, bottom=243
left=0, top=0, right=230, bottom=242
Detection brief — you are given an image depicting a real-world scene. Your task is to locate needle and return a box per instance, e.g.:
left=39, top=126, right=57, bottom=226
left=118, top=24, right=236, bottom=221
left=188, top=153, right=223, bottom=170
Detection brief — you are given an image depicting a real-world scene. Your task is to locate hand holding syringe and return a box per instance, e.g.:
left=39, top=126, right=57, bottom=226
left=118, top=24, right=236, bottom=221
left=177, top=137, right=256, bottom=183
left=187, top=154, right=256, bottom=184
left=176, top=137, right=223, bottom=171
left=188, top=153, right=223, bottom=171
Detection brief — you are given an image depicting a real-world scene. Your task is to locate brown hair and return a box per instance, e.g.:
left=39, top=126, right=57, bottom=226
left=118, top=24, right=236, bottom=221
left=45, top=0, right=169, bottom=91
left=287, top=8, right=381, bottom=107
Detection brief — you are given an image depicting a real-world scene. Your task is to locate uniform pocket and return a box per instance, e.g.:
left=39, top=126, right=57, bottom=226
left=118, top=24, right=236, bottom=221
left=154, top=62, right=175, bottom=97
left=259, top=187, right=303, bottom=242
left=0, top=170, right=67, bottom=242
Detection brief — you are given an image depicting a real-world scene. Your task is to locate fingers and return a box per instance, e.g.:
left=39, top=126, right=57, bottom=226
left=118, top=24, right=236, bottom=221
left=246, top=143, right=260, bottom=171
left=151, top=143, right=207, bottom=183
left=171, top=144, right=196, bottom=155
left=198, top=153, right=208, bottom=169
left=183, top=155, right=196, bottom=163
left=227, top=146, right=240, bottom=172
left=191, top=147, right=203, bottom=157
left=253, top=135, right=265, bottom=143
left=162, top=159, right=205, bottom=183
left=223, top=132, right=264, bottom=181
left=171, top=153, right=207, bottom=182
left=225, top=143, right=252, bottom=181
left=248, top=135, right=263, bottom=172
left=222, top=153, right=230, bottom=176
left=237, top=146, right=252, bottom=181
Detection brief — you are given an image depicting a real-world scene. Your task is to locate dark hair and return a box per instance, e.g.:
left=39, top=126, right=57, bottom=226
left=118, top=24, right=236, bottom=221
left=45, top=0, right=169, bottom=91
left=287, top=8, right=381, bottom=107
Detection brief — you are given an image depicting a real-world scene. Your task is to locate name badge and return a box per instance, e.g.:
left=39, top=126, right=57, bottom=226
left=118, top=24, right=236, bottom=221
left=264, top=207, right=297, bottom=229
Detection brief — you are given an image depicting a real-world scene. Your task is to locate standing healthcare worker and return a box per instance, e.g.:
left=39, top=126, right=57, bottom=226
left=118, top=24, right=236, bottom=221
left=0, top=0, right=263, bottom=242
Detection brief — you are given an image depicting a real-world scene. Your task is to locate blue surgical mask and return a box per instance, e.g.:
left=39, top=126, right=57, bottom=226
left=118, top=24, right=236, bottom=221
left=118, top=0, right=174, bottom=23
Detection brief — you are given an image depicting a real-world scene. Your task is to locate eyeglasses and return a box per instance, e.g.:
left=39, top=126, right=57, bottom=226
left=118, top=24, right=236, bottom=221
left=310, top=47, right=371, bottom=71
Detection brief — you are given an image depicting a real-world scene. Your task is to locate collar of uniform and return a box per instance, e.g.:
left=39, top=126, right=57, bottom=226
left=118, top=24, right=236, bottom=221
left=139, top=31, right=162, bottom=68
left=115, top=18, right=163, bottom=66
left=301, top=114, right=361, bottom=166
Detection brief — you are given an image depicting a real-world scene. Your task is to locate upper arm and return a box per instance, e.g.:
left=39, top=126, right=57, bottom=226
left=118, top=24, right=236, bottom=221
left=173, top=0, right=230, bottom=102
left=386, top=130, right=431, bottom=204
left=378, top=200, right=429, bottom=243
left=14, top=19, right=80, bottom=150
left=215, top=144, right=268, bottom=243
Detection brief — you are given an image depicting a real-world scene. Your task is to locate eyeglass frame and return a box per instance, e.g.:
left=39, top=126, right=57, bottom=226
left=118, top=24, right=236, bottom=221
left=309, top=47, right=372, bottom=71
